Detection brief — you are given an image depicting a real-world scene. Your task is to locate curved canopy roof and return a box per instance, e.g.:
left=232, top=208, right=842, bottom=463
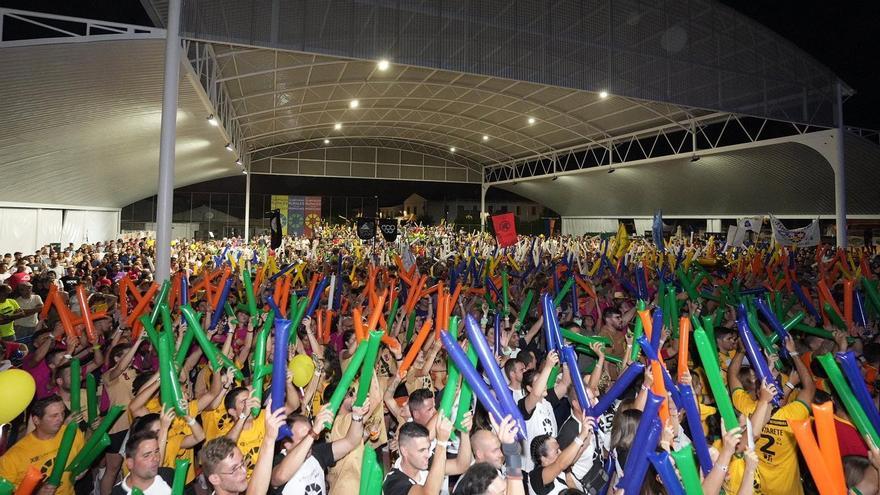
left=497, top=134, right=880, bottom=218
left=0, top=37, right=233, bottom=208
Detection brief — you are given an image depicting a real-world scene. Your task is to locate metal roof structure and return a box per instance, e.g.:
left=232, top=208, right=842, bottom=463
left=0, top=2, right=877, bottom=222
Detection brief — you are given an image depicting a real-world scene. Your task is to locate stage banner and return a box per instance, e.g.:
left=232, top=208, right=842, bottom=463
left=356, top=218, right=376, bottom=240
left=491, top=212, right=517, bottom=248
left=288, top=196, right=305, bottom=236
left=378, top=218, right=398, bottom=242
left=270, top=195, right=289, bottom=235
left=770, top=215, right=820, bottom=247
left=304, top=196, right=322, bottom=237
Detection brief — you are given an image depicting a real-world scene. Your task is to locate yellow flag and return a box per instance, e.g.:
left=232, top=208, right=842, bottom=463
left=614, top=223, right=630, bottom=259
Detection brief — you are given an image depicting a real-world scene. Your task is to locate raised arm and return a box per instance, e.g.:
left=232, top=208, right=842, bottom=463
left=270, top=406, right=333, bottom=487
left=524, top=351, right=558, bottom=414
left=246, top=402, right=286, bottom=495
left=541, top=415, right=593, bottom=485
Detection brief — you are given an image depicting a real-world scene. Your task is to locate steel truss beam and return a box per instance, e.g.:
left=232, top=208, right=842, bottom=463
left=0, top=8, right=164, bottom=46
left=182, top=40, right=247, bottom=164
left=484, top=113, right=838, bottom=184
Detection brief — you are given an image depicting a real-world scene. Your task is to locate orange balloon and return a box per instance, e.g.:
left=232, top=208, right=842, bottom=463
left=677, top=317, right=691, bottom=382
left=398, top=319, right=433, bottom=377
left=14, top=465, right=42, bottom=495
left=812, top=402, right=846, bottom=495
left=789, top=419, right=839, bottom=495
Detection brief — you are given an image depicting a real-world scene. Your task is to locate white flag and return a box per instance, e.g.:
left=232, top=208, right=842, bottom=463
left=769, top=215, right=820, bottom=247
left=738, top=216, right=764, bottom=233
left=724, top=225, right=747, bottom=250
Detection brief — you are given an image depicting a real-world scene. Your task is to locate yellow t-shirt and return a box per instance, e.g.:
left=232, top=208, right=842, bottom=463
left=0, top=298, right=21, bottom=337
left=200, top=407, right=265, bottom=477
left=201, top=406, right=235, bottom=441
left=0, top=428, right=85, bottom=495
left=711, top=439, right=763, bottom=495
left=146, top=398, right=198, bottom=483
left=732, top=389, right=809, bottom=495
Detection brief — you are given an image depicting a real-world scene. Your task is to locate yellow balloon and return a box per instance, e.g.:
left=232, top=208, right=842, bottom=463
left=288, top=355, right=315, bottom=388
left=0, top=369, right=36, bottom=424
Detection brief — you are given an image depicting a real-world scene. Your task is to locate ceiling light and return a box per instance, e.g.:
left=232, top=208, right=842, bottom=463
left=449, top=147, right=456, bottom=153
left=225, top=143, right=233, bottom=151
left=377, top=59, right=390, bottom=71
left=607, top=167, right=615, bottom=174
left=349, top=100, right=359, bottom=109
left=528, top=117, right=536, bottom=125
left=551, top=176, right=558, bottom=181
left=599, top=91, right=609, bottom=99
left=207, top=114, right=218, bottom=126
left=690, top=154, right=701, bottom=162
left=235, top=158, right=242, bottom=165
left=334, top=123, right=342, bottom=130
left=324, top=139, right=331, bottom=145
left=241, top=169, right=247, bottom=175
left=482, top=135, right=489, bottom=142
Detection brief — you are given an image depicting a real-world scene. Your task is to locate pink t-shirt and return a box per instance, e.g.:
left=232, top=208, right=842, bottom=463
left=23, top=359, right=53, bottom=400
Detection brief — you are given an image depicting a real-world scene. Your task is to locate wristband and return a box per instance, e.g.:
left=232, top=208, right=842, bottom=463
left=186, top=417, right=196, bottom=425
left=436, top=440, right=449, bottom=448
left=788, top=351, right=799, bottom=357
left=502, top=442, right=522, bottom=471
left=785, top=382, right=795, bottom=390
left=352, top=415, right=364, bottom=422
left=573, top=436, right=584, bottom=446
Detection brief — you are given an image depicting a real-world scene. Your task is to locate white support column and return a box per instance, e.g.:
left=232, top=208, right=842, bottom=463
left=833, top=81, right=848, bottom=247
left=154, top=0, right=181, bottom=283
left=480, top=183, right=489, bottom=232
left=243, top=162, right=251, bottom=242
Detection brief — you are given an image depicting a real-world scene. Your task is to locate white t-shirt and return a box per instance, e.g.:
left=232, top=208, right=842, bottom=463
left=280, top=456, right=326, bottom=495
left=117, top=475, right=172, bottom=495
left=14, top=294, right=42, bottom=328
left=518, top=397, right=558, bottom=473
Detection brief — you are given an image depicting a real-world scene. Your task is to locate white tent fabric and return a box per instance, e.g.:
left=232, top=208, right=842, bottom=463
left=0, top=208, right=63, bottom=254
left=36, top=209, right=63, bottom=248
left=634, top=219, right=654, bottom=236
left=61, top=210, right=119, bottom=246
left=561, top=218, right=619, bottom=235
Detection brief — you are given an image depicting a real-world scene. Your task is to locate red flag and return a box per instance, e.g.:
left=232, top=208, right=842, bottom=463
left=491, top=212, right=518, bottom=248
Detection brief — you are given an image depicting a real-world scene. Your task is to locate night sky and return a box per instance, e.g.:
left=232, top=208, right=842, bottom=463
left=5, top=0, right=878, bottom=205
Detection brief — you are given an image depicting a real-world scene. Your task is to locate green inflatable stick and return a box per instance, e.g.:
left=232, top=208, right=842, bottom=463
left=66, top=405, right=124, bottom=475
left=823, top=301, right=847, bottom=330
left=502, top=270, right=510, bottom=316
left=0, top=476, right=14, bottom=495
left=670, top=445, right=703, bottom=495
left=561, top=329, right=612, bottom=347
left=242, top=269, right=259, bottom=317
left=326, top=341, right=369, bottom=428
left=354, top=331, right=383, bottom=407
left=150, top=279, right=172, bottom=326
left=630, top=300, right=646, bottom=361
left=386, top=298, right=400, bottom=333
left=439, top=322, right=461, bottom=420
left=46, top=422, right=78, bottom=486
left=69, top=358, right=81, bottom=415
left=454, top=343, right=479, bottom=432
left=573, top=345, right=622, bottom=365
left=251, top=310, right=274, bottom=417
left=516, top=290, right=535, bottom=331
left=553, top=277, right=575, bottom=308
left=172, top=459, right=191, bottom=495
left=158, top=332, right=186, bottom=415
left=66, top=434, right=109, bottom=478
left=693, top=328, right=738, bottom=431
left=817, top=353, right=880, bottom=446
left=86, top=373, right=98, bottom=424
left=180, top=305, right=222, bottom=371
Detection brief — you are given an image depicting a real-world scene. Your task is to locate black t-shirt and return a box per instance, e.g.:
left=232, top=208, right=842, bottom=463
left=528, top=466, right=566, bottom=495
left=110, top=467, right=175, bottom=495
left=383, top=468, right=418, bottom=495
left=60, top=275, right=79, bottom=293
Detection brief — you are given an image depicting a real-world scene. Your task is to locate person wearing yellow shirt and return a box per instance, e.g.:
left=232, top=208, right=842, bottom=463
left=0, top=395, right=86, bottom=495
left=727, top=336, right=815, bottom=495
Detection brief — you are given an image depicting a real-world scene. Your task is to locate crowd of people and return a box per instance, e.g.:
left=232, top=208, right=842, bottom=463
left=0, top=222, right=878, bottom=495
